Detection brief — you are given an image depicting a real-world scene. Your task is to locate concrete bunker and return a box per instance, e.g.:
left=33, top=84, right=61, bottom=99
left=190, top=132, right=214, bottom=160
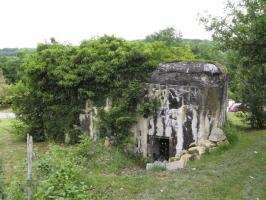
left=132, top=61, right=228, bottom=161
left=79, top=61, right=228, bottom=162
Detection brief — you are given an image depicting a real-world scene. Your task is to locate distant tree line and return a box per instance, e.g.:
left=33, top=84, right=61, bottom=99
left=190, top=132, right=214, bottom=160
left=0, top=49, right=34, bottom=83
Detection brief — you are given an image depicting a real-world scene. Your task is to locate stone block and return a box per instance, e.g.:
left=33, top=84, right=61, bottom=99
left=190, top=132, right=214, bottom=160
left=209, top=128, right=227, bottom=142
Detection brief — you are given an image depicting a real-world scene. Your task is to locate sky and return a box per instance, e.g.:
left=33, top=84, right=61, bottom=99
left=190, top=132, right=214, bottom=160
left=0, top=0, right=228, bottom=48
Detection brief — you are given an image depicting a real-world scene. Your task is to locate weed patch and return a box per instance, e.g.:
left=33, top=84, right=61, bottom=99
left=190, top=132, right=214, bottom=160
left=223, top=121, right=240, bottom=145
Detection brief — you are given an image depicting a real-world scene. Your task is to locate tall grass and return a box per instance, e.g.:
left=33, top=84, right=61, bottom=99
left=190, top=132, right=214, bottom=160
left=223, top=121, right=240, bottom=145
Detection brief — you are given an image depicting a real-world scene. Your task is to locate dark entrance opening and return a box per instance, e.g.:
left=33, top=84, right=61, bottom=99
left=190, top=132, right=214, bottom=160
left=149, top=136, right=170, bottom=161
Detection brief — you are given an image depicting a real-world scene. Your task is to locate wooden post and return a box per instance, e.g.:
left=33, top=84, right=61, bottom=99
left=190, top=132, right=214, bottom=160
left=26, top=134, right=33, bottom=200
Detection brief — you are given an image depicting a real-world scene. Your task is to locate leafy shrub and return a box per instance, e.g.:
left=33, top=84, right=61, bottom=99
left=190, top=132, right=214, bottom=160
left=10, top=119, right=32, bottom=140
left=75, top=136, right=102, bottom=160
left=36, top=157, right=52, bottom=179
left=34, top=145, right=91, bottom=199
left=35, top=161, right=91, bottom=200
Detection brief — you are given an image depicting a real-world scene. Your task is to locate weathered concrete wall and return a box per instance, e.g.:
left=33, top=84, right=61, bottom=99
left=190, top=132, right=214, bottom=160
left=133, top=62, right=228, bottom=160
left=79, top=100, right=98, bottom=139
left=79, top=98, right=112, bottom=140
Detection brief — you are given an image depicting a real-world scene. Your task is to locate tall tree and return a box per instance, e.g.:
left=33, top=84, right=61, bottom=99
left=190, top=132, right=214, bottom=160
left=202, top=0, right=266, bottom=128
left=145, top=27, right=182, bottom=46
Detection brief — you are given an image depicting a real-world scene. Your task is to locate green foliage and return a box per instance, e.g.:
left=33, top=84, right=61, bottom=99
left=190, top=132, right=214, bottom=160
left=144, top=28, right=195, bottom=62
left=184, top=39, right=225, bottom=61
left=33, top=137, right=141, bottom=198
left=75, top=136, right=102, bottom=160
left=9, top=42, right=84, bottom=141
left=37, top=157, right=51, bottom=178
left=138, top=97, right=160, bottom=118
left=5, top=176, right=26, bottom=200
left=10, top=36, right=156, bottom=143
left=35, top=161, right=91, bottom=200
left=97, top=107, right=136, bottom=145
left=75, top=136, right=136, bottom=173
left=9, top=31, right=198, bottom=144
left=202, top=0, right=266, bottom=128
left=12, top=49, right=35, bottom=82
left=223, top=121, right=239, bottom=145
left=145, top=27, right=182, bottom=46
left=238, top=62, right=266, bottom=128
left=9, top=82, right=47, bottom=141
left=0, top=53, right=25, bottom=83
left=10, top=119, right=30, bottom=140
left=0, top=72, right=10, bottom=108
left=184, top=39, right=241, bottom=94
left=33, top=145, right=91, bottom=199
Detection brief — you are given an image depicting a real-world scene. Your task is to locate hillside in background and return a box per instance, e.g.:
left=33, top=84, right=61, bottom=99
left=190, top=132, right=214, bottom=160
left=0, top=48, right=18, bottom=57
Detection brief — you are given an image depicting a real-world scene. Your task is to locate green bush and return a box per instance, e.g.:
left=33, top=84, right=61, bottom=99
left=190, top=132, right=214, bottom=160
left=34, top=145, right=91, bottom=199
left=75, top=136, right=102, bottom=160
left=35, top=161, right=91, bottom=200
left=36, top=157, right=52, bottom=179
left=11, top=119, right=33, bottom=140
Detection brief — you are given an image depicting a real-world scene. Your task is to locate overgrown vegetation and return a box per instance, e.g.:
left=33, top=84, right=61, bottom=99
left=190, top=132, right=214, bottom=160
left=2, top=21, right=263, bottom=145
left=0, top=72, right=10, bottom=108
left=8, top=32, right=199, bottom=144
left=0, top=49, right=33, bottom=84
left=34, top=152, right=91, bottom=199
left=137, top=96, right=161, bottom=118
left=3, top=136, right=144, bottom=199
left=1, top=114, right=265, bottom=199
left=223, top=121, right=239, bottom=145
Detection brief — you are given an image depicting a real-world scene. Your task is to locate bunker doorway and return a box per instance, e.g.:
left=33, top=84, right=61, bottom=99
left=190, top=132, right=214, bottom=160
left=150, top=136, right=170, bottom=161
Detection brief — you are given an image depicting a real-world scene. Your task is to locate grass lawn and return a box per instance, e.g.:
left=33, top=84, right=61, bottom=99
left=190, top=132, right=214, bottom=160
left=85, top=113, right=266, bottom=200
left=0, top=119, right=48, bottom=183
left=0, top=114, right=265, bottom=199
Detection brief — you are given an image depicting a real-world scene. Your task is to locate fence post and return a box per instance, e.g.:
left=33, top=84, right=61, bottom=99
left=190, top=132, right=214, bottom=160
left=26, top=134, right=33, bottom=200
